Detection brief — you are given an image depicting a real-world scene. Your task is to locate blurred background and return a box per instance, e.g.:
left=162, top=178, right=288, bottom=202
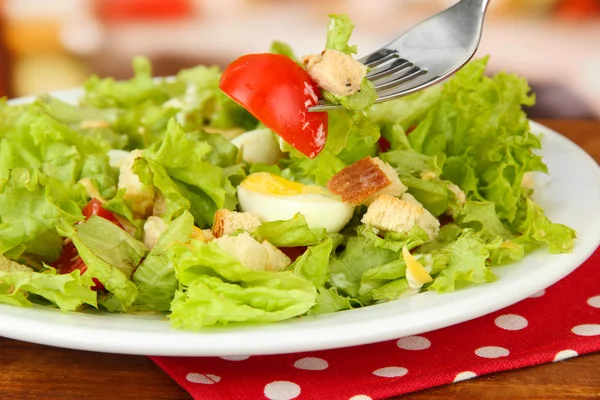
left=0, top=0, right=599, bottom=119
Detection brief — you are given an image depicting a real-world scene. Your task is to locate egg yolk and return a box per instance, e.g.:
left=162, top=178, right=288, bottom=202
left=240, top=172, right=329, bottom=196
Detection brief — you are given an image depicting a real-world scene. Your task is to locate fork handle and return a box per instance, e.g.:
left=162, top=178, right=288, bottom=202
left=464, top=0, right=491, bottom=13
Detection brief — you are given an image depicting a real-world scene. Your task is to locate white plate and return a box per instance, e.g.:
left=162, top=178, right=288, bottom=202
left=1, top=90, right=600, bottom=356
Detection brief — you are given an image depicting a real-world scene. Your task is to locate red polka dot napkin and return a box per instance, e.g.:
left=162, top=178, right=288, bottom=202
left=151, top=248, right=600, bottom=400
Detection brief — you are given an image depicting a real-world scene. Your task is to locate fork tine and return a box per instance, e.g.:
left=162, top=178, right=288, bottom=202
left=359, top=49, right=398, bottom=68
left=374, top=66, right=427, bottom=91
left=374, top=73, right=437, bottom=103
left=367, top=59, right=412, bottom=81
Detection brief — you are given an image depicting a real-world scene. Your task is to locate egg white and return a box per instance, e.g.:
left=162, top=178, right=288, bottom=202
left=237, top=185, right=354, bottom=233
left=230, top=128, right=283, bottom=165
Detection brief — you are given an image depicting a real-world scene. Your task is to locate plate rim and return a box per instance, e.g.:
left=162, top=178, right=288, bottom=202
left=1, top=93, right=599, bottom=356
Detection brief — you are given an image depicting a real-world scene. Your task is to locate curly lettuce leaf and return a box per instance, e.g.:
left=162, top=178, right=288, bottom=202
left=324, top=13, right=358, bottom=54
left=412, top=58, right=545, bottom=222
left=319, top=14, right=377, bottom=112
left=427, top=229, right=499, bottom=293
left=252, top=213, right=327, bottom=247
left=0, top=255, right=97, bottom=310
left=329, top=229, right=400, bottom=298
left=56, top=218, right=141, bottom=311
left=134, top=119, right=245, bottom=226
left=167, top=241, right=316, bottom=329
left=74, top=215, right=147, bottom=279
left=0, top=169, right=84, bottom=256
left=131, top=211, right=194, bottom=311
left=322, top=79, right=377, bottom=113
left=281, top=111, right=380, bottom=185
left=512, top=198, right=576, bottom=254
left=270, top=41, right=299, bottom=63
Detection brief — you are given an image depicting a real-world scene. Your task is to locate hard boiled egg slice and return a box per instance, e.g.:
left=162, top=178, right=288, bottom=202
left=230, top=128, right=284, bottom=165
left=237, top=172, right=354, bottom=233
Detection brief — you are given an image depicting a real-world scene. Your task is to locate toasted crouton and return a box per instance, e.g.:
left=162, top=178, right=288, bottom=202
left=143, top=216, right=167, bottom=250
left=361, top=194, right=440, bottom=240
left=212, top=209, right=262, bottom=238
left=447, top=183, right=467, bottom=205
left=261, top=240, right=292, bottom=272
left=214, top=232, right=291, bottom=272
left=327, top=157, right=407, bottom=205
left=0, top=256, right=32, bottom=273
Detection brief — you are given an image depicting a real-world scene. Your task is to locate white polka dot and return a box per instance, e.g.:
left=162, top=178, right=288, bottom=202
left=553, top=349, right=578, bottom=362
left=572, top=324, right=600, bottom=336
left=396, top=336, right=431, bottom=350
left=186, top=373, right=221, bottom=384
left=475, top=346, right=510, bottom=359
left=372, top=366, right=408, bottom=378
left=264, top=381, right=301, bottom=400
left=220, top=356, right=250, bottom=361
left=349, top=396, right=372, bottom=400
left=293, top=357, right=328, bottom=371
left=587, top=295, right=600, bottom=308
left=529, top=289, right=545, bottom=298
left=494, top=314, right=528, bottom=331
left=453, top=371, right=477, bottom=382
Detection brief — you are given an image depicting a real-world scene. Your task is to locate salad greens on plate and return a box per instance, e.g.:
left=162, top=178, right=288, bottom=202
left=0, top=15, right=575, bottom=330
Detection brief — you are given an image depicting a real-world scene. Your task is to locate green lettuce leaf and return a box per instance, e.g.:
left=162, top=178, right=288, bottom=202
left=74, top=215, right=147, bottom=279
left=0, top=255, right=96, bottom=311
left=132, top=119, right=245, bottom=227
left=370, top=278, right=410, bottom=302
left=253, top=214, right=327, bottom=247
left=0, top=169, right=84, bottom=255
left=56, top=218, right=141, bottom=311
left=322, top=79, right=378, bottom=113
left=270, top=41, right=299, bottom=63
left=131, top=211, right=194, bottom=311
left=368, top=85, right=442, bottom=134
left=512, top=198, right=576, bottom=254
left=309, top=287, right=356, bottom=314
left=280, top=149, right=346, bottom=186
left=428, top=229, right=499, bottom=292
left=324, top=13, right=358, bottom=54
left=329, top=229, right=400, bottom=298
left=455, top=201, right=512, bottom=241
left=406, top=58, right=547, bottom=223
left=167, top=241, right=317, bottom=329
left=290, top=237, right=332, bottom=288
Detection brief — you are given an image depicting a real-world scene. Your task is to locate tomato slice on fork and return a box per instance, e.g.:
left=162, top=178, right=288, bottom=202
left=220, top=53, right=328, bottom=158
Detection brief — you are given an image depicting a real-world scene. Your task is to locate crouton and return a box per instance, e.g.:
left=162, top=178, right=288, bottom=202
left=261, top=240, right=293, bottom=272
left=212, top=209, right=262, bottom=238
left=214, top=232, right=291, bottom=272
left=118, top=149, right=155, bottom=218
left=327, top=156, right=407, bottom=205
left=143, top=216, right=167, bottom=250
left=0, top=256, right=32, bottom=273
left=301, top=50, right=367, bottom=96
left=361, top=194, right=440, bottom=240
left=447, top=183, right=467, bottom=206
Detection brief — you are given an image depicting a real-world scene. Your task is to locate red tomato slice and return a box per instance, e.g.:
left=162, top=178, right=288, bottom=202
left=377, top=136, right=391, bottom=153
left=52, top=241, right=105, bottom=291
left=82, top=198, right=122, bottom=227
left=219, top=53, right=328, bottom=158
left=279, top=246, right=307, bottom=262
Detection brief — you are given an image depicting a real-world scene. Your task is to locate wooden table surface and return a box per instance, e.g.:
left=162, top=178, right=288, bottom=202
left=0, top=119, right=599, bottom=400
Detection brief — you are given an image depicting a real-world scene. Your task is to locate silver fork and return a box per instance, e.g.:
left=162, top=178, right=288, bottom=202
left=310, top=0, right=490, bottom=112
